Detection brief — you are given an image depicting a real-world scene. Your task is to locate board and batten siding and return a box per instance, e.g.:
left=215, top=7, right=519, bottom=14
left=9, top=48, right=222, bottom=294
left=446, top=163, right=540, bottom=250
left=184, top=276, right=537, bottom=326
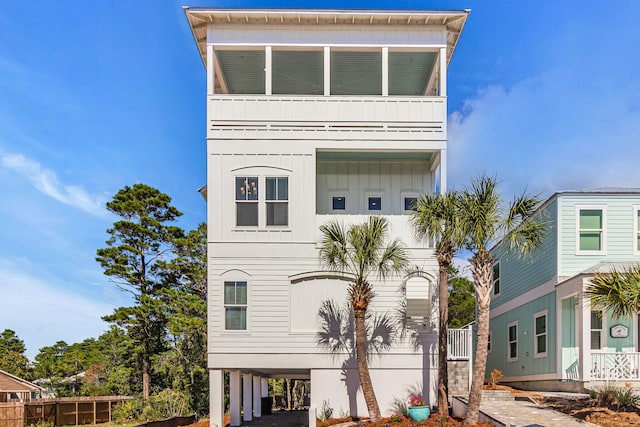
left=208, top=245, right=438, bottom=355
left=316, top=159, right=433, bottom=215
left=490, top=199, right=558, bottom=310
left=487, top=292, right=557, bottom=379
left=559, top=195, right=640, bottom=277
left=207, top=149, right=316, bottom=243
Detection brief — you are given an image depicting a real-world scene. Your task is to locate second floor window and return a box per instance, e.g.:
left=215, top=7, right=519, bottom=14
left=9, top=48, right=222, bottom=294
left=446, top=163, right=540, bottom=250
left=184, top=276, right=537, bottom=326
left=236, top=177, right=258, bottom=226
left=492, top=262, right=501, bottom=296
left=266, top=177, right=288, bottom=226
left=578, top=208, right=604, bottom=253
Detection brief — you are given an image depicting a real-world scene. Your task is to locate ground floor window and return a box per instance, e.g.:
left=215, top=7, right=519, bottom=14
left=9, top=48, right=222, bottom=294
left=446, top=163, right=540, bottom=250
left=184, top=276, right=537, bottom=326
left=224, top=281, right=247, bottom=330
left=508, top=321, right=518, bottom=362
left=534, top=310, right=548, bottom=357
left=591, top=310, right=603, bottom=350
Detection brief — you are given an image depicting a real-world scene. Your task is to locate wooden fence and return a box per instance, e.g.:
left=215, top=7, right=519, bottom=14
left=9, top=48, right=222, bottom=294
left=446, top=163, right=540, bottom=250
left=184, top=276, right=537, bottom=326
left=20, top=396, right=131, bottom=426
left=0, top=403, right=24, bottom=427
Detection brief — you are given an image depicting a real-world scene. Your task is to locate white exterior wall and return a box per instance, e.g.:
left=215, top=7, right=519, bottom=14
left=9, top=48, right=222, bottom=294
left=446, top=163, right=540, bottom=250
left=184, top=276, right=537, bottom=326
left=200, top=14, right=456, bottom=418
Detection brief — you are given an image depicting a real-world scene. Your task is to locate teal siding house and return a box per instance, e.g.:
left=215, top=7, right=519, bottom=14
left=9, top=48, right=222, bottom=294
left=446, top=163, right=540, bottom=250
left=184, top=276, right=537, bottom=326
left=488, top=189, right=640, bottom=391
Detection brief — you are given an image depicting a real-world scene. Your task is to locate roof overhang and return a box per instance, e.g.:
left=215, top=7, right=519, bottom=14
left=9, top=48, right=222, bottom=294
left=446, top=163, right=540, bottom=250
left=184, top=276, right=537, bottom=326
left=184, top=7, right=470, bottom=68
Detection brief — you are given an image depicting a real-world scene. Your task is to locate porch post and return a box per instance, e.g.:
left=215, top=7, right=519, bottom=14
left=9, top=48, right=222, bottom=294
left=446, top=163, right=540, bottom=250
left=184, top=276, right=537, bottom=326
left=253, top=376, right=262, bottom=418
left=261, top=378, right=269, bottom=397
left=230, top=371, right=241, bottom=427
left=209, top=370, right=225, bottom=427
left=579, top=296, right=591, bottom=382
left=243, top=373, right=253, bottom=422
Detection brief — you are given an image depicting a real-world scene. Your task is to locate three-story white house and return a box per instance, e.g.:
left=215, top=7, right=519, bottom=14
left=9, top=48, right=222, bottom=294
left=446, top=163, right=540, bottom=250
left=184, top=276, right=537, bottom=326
left=184, top=8, right=469, bottom=426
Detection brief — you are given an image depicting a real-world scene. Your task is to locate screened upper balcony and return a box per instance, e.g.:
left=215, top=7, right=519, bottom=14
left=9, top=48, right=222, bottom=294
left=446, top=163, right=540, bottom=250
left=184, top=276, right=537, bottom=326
left=213, top=47, right=441, bottom=96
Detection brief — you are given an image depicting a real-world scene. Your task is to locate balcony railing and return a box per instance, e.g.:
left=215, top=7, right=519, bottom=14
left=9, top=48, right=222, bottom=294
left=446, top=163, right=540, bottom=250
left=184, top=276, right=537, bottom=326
left=591, top=352, right=640, bottom=381
left=208, top=95, right=446, bottom=141
left=448, top=326, right=472, bottom=360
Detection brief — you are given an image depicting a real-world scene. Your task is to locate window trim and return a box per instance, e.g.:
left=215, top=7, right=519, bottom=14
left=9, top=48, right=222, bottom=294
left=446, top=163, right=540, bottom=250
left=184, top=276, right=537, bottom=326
left=633, top=205, right=640, bottom=256
left=533, top=309, right=548, bottom=358
left=265, top=176, right=289, bottom=227
left=492, top=261, right=501, bottom=297
left=507, top=321, right=518, bottom=362
left=575, top=205, right=607, bottom=255
left=365, top=192, right=384, bottom=214
left=223, top=281, right=249, bottom=332
left=401, top=191, right=420, bottom=214
left=591, top=309, right=605, bottom=351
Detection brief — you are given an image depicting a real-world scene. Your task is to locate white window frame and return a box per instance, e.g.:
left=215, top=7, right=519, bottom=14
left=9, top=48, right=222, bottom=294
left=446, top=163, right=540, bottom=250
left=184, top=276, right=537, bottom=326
left=575, top=205, right=607, bottom=255
left=533, top=309, right=548, bottom=358
left=507, top=321, right=518, bottom=362
left=328, top=190, right=348, bottom=213
left=265, top=176, right=289, bottom=227
left=401, top=191, right=420, bottom=214
left=633, top=205, right=640, bottom=256
left=365, top=191, right=385, bottom=214
left=591, top=309, right=605, bottom=351
left=223, top=281, right=249, bottom=332
left=492, top=261, right=501, bottom=297
left=233, top=174, right=291, bottom=230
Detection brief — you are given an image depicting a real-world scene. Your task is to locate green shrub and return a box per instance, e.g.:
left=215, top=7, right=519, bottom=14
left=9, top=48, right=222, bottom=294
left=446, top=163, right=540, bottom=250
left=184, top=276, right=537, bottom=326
left=613, top=387, right=640, bottom=410
left=592, top=385, right=617, bottom=407
left=318, top=400, right=333, bottom=422
left=112, top=398, right=145, bottom=423
left=149, top=389, right=193, bottom=419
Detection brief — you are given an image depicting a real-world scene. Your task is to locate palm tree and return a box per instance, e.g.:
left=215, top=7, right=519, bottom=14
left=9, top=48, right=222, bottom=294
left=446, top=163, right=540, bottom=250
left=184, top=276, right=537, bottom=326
left=586, top=265, right=640, bottom=317
left=411, top=192, right=466, bottom=414
left=460, top=176, right=546, bottom=426
left=319, top=216, right=409, bottom=421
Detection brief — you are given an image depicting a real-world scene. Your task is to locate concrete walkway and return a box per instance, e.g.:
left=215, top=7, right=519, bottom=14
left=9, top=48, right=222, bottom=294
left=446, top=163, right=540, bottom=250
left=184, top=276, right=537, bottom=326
left=479, top=398, right=598, bottom=427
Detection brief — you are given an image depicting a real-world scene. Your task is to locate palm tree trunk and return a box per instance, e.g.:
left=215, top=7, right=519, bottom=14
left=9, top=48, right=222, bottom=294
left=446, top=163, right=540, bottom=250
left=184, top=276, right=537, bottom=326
left=354, top=310, right=381, bottom=421
left=437, top=260, right=450, bottom=414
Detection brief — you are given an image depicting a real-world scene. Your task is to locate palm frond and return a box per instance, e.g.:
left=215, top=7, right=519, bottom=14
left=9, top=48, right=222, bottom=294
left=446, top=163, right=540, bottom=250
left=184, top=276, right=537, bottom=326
left=319, top=220, right=351, bottom=273
left=586, top=266, right=640, bottom=318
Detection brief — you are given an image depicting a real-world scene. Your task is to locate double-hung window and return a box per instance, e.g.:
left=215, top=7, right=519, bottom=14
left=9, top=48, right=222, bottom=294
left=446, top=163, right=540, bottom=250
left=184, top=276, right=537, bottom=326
left=591, top=310, right=603, bottom=350
left=224, top=281, right=247, bottom=330
left=577, top=207, right=606, bottom=254
left=492, top=262, right=501, bottom=296
left=534, top=310, right=548, bottom=358
left=507, top=321, right=518, bottom=362
left=236, top=177, right=258, bottom=226
left=634, top=206, right=640, bottom=255
left=266, top=177, right=288, bottom=226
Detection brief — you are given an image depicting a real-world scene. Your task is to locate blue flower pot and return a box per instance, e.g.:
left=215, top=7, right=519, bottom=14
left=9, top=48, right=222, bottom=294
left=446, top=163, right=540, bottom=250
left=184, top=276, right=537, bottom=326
left=408, top=406, right=430, bottom=422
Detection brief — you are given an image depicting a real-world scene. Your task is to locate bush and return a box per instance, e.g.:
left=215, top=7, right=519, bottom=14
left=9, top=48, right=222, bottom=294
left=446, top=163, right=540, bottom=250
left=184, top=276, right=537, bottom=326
left=592, top=384, right=617, bottom=407
left=318, top=400, right=333, bottom=422
left=613, top=386, right=640, bottom=410
left=112, top=398, right=145, bottom=423
left=112, top=390, right=193, bottom=423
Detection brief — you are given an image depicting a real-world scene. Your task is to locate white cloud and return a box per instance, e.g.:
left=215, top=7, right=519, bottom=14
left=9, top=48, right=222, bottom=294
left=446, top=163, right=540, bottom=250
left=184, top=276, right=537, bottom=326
left=0, top=259, right=115, bottom=358
left=0, top=152, right=107, bottom=217
left=448, top=66, right=640, bottom=200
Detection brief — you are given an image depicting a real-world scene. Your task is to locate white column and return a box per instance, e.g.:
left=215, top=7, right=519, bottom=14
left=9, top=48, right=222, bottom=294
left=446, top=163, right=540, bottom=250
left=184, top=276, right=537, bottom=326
left=253, top=376, right=262, bottom=417
left=243, top=373, right=253, bottom=421
left=206, top=44, right=215, bottom=95
left=261, top=377, right=269, bottom=397
left=579, top=295, right=591, bottom=381
left=439, top=149, right=447, bottom=194
left=265, top=46, right=272, bottom=95
left=230, top=371, right=241, bottom=427
left=324, top=46, right=331, bottom=96
left=209, top=370, right=224, bottom=427
left=382, top=47, right=388, bottom=96
left=439, top=47, right=447, bottom=97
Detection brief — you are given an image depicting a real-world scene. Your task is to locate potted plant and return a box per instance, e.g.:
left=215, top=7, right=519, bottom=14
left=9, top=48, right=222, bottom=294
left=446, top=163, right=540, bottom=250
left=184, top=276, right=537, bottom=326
left=407, top=397, right=430, bottom=421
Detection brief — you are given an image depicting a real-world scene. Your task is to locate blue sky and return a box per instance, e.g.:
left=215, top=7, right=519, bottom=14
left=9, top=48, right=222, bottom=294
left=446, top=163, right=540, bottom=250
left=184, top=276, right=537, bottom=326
left=1, top=1, right=639, bottom=357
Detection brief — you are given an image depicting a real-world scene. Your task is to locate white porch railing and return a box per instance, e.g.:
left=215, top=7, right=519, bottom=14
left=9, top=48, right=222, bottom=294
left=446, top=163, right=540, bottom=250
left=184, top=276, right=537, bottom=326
left=591, top=352, right=640, bottom=381
left=447, top=326, right=472, bottom=360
